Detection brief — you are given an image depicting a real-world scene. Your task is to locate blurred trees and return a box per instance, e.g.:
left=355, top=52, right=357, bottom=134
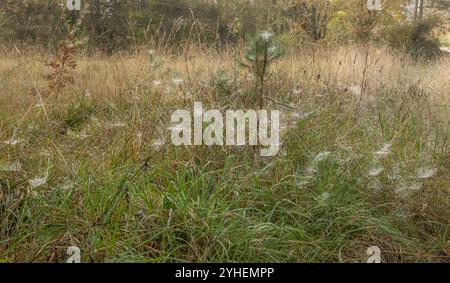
left=0, top=0, right=448, bottom=52
left=282, top=0, right=335, bottom=41
left=0, top=0, right=66, bottom=44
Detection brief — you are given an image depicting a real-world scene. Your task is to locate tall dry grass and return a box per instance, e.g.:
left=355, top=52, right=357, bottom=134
left=0, top=43, right=449, bottom=262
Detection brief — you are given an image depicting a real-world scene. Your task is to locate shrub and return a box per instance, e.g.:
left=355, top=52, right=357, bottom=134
left=385, top=20, right=442, bottom=61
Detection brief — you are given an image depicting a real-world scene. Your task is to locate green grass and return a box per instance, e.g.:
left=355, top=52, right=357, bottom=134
left=439, top=34, right=450, bottom=47
left=0, top=45, right=449, bottom=263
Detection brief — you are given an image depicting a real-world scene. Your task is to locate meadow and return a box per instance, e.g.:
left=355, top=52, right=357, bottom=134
left=0, top=42, right=449, bottom=262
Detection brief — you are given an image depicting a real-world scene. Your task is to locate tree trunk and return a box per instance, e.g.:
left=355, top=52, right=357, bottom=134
left=418, top=0, right=424, bottom=20
left=414, top=0, right=419, bottom=21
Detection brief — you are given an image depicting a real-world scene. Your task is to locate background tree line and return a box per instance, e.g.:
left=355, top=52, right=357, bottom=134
left=0, top=0, right=448, bottom=56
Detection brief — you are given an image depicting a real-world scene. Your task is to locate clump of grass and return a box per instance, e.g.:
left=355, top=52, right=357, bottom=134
left=61, top=100, right=96, bottom=131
